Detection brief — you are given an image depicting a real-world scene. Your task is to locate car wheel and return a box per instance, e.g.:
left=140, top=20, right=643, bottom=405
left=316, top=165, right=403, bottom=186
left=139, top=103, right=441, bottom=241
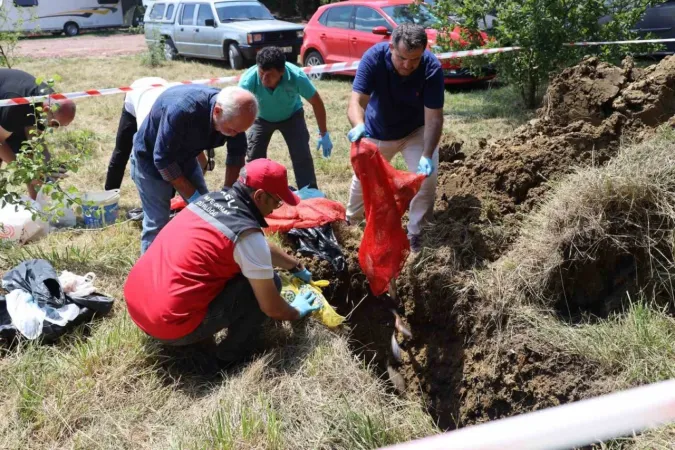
left=228, top=43, right=244, bottom=70
left=164, top=39, right=178, bottom=61
left=63, top=22, right=79, bottom=37
left=304, top=51, right=325, bottom=81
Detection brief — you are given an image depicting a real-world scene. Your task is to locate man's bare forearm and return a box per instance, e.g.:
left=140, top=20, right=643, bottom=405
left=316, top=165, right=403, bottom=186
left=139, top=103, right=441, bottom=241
left=309, top=93, right=328, bottom=134
left=170, top=175, right=197, bottom=200
left=0, top=141, right=16, bottom=165
left=268, top=241, right=300, bottom=270
left=423, top=112, right=443, bottom=159
left=347, top=92, right=368, bottom=127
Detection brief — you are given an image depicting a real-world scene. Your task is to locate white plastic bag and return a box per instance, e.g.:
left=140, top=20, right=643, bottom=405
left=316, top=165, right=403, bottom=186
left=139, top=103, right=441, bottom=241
left=43, top=303, right=80, bottom=326
left=5, top=289, right=44, bottom=340
left=59, top=271, right=96, bottom=298
left=5, top=288, right=81, bottom=339
left=0, top=197, right=49, bottom=244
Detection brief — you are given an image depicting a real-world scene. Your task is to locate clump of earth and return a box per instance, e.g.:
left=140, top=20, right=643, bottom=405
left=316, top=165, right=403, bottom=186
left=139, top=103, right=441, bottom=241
left=439, top=55, right=675, bottom=222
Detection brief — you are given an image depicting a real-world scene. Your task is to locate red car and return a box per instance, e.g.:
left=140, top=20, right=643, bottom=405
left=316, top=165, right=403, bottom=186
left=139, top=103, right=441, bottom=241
left=300, top=0, right=496, bottom=84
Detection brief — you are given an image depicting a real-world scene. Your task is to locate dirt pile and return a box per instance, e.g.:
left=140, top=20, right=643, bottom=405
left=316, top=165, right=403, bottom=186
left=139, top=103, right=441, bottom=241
left=438, top=133, right=465, bottom=163
left=437, top=55, right=675, bottom=222
left=304, top=57, right=675, bottom=434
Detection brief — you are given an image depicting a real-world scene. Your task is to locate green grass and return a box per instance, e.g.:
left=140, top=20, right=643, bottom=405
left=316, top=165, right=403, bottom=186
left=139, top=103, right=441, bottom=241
left=530, top=299, right=675, bottom=385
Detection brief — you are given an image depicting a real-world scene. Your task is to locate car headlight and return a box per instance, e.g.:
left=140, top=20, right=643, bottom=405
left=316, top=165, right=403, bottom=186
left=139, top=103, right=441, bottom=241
left=297, top=30, right=304, bottom=39
left=247, top=33, right=263, bottom=44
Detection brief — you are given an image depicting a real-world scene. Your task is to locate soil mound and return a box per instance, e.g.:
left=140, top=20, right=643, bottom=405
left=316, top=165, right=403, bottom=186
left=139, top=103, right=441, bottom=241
left=302, top=57, right=675, bottom=434
left=437, top=56, right=675, bottom=222
left=438, top=133, right=465, bottom=163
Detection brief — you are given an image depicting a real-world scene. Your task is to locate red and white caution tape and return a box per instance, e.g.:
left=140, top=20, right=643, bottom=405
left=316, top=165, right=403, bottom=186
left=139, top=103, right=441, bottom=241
left=436, top=45, right=522, bottom=59
left=0, top=75, right=242, bottom=108
left=0, top=36, right=670, bottom=108
left=566, top=37, right=675, bottom=46
left=378, top=378, right=675, bottom=450
left=0, top=46, right=521, bottom=108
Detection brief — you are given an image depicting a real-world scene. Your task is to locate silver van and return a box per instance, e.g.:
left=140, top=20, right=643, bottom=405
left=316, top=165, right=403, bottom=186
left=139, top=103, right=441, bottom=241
left=143, top=0, right=305, bottom=69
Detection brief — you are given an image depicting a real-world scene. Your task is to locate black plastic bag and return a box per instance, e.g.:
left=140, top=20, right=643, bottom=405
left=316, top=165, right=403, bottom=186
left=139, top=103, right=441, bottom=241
left=2, top=259, right=67, bottom=307
left=0, top=259, right=114, bottom=342
left=288, top=224, right=346, bottom=273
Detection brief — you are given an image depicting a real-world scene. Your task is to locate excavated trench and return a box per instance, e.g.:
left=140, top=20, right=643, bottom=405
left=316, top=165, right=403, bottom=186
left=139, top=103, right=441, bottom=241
left=302, top=55, right=675, bottom=430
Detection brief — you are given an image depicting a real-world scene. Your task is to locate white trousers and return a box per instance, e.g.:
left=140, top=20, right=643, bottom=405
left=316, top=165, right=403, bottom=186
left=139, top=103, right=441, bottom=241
left=346, top=126, right=439, bottom=236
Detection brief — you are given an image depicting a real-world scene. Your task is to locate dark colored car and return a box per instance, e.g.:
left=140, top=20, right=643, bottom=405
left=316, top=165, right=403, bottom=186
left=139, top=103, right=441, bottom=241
left=632, top=0, right=675, bottom=54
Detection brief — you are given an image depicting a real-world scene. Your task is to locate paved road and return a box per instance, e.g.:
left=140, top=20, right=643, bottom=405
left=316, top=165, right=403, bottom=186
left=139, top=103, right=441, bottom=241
left=15, top=33, right=147, bottom=59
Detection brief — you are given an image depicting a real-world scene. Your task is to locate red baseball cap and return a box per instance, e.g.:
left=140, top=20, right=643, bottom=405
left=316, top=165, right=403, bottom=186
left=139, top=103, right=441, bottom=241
left=239, top=159, right=300, bottom=206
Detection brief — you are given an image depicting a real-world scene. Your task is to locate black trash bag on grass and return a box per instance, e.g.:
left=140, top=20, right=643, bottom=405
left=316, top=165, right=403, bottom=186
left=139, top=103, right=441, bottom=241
left=0, top=259, right=114, bottom=342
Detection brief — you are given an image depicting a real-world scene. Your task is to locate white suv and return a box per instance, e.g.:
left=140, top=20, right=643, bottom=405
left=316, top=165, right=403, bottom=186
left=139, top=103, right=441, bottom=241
left=144, top=0, right=305, bottom=69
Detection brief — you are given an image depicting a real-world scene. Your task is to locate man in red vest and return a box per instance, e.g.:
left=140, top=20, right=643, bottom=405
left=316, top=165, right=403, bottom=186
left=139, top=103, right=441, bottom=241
left=124, top=158, right=318, bottom=364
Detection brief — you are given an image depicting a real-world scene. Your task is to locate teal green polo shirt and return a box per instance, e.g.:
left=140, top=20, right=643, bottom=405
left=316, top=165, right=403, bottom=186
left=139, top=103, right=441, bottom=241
left=239, top=62, right=317, bottom=123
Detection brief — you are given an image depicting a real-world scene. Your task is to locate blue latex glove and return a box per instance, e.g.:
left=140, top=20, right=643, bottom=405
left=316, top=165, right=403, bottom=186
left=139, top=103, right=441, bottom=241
left=417, top=156, right=434, bottom=177
left=292, top=267, right=312, bottom=283
left=290, top=291, right=321, bottom=318
left=188, top=190, right=201, bottom=204
left=317, top=131, right=333, bottom=158
left=347, top=123, right=366, bottom=143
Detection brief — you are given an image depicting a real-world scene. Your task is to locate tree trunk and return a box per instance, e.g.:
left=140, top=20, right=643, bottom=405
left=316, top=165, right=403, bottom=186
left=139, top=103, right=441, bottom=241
left=0, top=44, right=11, bottom=68
left=527, top=78, right=537, bottom=109
left=525, top=66, right=538, bottom=109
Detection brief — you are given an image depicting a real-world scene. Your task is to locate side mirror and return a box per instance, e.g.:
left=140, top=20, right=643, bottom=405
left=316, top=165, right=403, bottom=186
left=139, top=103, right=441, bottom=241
left=205, top=18, right=216, bottom=27
left=372, top=26, right=390, bottom=36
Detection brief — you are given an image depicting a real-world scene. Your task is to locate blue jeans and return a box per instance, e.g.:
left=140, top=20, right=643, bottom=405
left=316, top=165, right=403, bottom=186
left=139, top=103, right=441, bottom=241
left=130, top=154, right=208, bottom=254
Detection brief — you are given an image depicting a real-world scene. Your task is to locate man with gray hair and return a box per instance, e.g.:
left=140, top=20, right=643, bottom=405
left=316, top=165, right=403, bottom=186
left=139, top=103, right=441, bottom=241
left=131, top=84, right=258, bottom=253
left=346, top=23, right=444, bottom=252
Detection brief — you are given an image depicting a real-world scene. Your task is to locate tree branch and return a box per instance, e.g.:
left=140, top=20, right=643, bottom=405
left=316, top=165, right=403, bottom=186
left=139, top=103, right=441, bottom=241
left=0, top=43, right=11, bottom=68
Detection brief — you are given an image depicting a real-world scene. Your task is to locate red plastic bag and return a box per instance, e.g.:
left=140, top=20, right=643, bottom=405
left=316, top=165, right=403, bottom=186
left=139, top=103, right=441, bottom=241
left=350, top=139, right=425, bottom=296
left=265, top=198, right=345, bottom=233
left=168, top=194, right=344, bottom=233
left=170, top=196, right=187, bottom=211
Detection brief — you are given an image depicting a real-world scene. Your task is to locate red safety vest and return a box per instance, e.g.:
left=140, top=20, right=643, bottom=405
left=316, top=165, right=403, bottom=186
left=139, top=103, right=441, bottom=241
left=124, top=185, right=267, bottom=339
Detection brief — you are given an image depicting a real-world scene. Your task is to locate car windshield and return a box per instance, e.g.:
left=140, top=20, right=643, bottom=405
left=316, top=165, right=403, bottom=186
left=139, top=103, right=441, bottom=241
left=214, top=2, right=274, bottom=21
left=381, top=4, right=439, bottom=28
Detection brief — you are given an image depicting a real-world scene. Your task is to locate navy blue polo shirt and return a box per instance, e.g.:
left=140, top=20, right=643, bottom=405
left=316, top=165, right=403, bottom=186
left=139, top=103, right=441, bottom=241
left=133, top=84, right=246, bottom=182
left=352, top=42, right=444, bottom=141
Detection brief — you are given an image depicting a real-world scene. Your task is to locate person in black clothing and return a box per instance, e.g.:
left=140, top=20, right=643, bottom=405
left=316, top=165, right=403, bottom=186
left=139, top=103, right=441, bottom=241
left=0, top=69, right=77, bottom=199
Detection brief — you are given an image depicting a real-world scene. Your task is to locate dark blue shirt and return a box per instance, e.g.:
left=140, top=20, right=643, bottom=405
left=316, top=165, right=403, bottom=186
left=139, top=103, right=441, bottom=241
left=352, top=43, right=444, bottom=141
left=133, top=84, right=246, bottom=181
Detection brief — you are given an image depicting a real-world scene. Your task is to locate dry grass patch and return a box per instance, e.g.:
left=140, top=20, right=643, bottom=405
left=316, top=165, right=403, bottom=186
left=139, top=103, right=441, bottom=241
left=174, top=323, right=435, bottom=450
left=481, top=127, right=675, bottom=320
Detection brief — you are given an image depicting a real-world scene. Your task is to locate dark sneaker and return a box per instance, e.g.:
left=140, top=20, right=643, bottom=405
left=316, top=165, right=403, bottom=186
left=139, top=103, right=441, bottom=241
left=408, top=233, right=422, bottom=253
